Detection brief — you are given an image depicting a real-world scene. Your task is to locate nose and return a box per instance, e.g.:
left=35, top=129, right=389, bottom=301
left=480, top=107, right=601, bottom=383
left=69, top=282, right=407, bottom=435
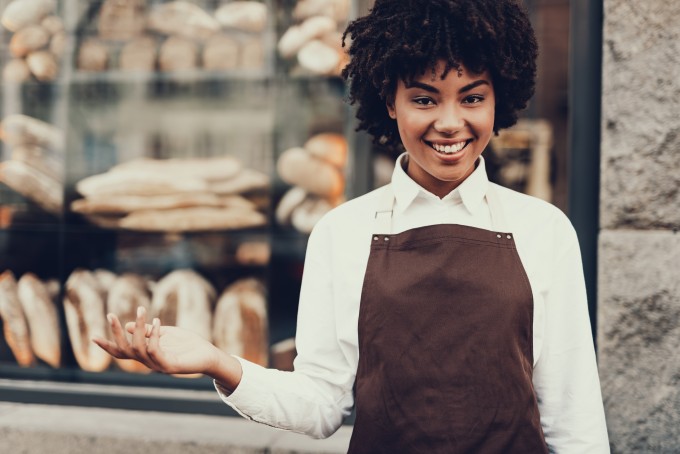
left=433, top=104, right=465, bottom=134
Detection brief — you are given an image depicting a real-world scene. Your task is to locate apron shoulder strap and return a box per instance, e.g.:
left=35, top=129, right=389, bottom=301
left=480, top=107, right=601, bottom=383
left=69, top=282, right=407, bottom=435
left=373, top=184, right=395, bottom=235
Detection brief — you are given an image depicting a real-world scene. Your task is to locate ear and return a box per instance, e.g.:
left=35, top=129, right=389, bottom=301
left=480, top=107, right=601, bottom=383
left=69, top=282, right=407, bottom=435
left=386, top=101, right=396, bottom=120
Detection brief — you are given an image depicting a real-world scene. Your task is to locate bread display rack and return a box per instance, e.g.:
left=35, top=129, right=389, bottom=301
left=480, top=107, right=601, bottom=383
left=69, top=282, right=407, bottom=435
left=0, top=0, right=373, bottom=414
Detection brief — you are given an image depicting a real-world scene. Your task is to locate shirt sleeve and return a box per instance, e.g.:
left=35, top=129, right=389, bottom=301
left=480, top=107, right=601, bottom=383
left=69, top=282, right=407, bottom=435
left=214, top=214, right=356, bottom=439
left=533, top=219, right=610, bottom=453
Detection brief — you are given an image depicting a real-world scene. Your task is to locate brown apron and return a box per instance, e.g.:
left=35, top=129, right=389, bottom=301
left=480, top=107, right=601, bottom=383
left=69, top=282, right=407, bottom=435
left=348, top=185, right=548, bottom=454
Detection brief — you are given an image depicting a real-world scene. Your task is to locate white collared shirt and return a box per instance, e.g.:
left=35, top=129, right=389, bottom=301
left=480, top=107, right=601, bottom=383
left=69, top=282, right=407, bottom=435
left=216, top=154, right=610, bottom=453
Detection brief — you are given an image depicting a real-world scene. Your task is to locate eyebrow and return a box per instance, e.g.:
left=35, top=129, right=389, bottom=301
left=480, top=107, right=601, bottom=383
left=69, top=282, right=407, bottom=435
left=404, top=79, right=491, bottom=94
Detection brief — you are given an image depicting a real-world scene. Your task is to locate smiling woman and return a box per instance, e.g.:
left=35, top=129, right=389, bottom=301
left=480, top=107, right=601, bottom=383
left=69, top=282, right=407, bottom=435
left=387, top=63, right=496, bottom=197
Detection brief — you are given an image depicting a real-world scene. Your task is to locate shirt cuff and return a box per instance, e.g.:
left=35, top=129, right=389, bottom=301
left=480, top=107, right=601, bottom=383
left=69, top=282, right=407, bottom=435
left=213, top=355, right=266, bottom=420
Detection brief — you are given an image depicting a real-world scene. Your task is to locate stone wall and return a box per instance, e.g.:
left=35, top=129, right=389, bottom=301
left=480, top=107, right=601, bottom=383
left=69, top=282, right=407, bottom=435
left=599, top=1, right=680, bottom=452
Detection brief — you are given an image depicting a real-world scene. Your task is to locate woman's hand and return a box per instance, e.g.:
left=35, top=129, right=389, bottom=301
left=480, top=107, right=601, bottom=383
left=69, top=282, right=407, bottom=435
left=92, top=307, right=243, bottom=391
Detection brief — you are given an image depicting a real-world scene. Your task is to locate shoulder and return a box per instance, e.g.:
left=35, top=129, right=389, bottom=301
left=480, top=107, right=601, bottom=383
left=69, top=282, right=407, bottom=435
left=493, top=183, right=578, bottom=248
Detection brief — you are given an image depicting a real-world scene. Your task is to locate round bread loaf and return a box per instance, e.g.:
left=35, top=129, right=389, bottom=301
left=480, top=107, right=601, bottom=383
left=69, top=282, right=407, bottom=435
left=77, top=39, right=108, bottom=72
left=10, top=25, right=50, bottom=58
left=119, top=36, right=157, bottom=72
left=304, top=133, right=347, bottom=168
left=3, top=59, right=31, bottom=83
left=291, top=196, right=333, bottom=234
left=40, top=15, right=63, bottom=35
left=158, top=36, right=198, bottom=72
left=147, top=1, right=219, bottom=42
left=98, top=0, right=146, bottom=41
left=275, top=186, right=307, bottom=226
left=26, top=50, right=58, bottom=80
left=49, top=31, right=66, bottom=58
left=1, top=0, right=55, bottom=32
left=203, top=34, right=239, bottom=71
left=277, top=147, right=344, bottom=198
left=297, top=39, right=340, bottom=75
left=293, top=0, right=350, bottom=23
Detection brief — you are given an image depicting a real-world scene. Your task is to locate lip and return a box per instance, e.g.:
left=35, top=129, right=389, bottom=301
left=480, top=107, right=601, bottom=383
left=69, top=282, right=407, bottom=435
left=424, top=139, right=473, bottom=162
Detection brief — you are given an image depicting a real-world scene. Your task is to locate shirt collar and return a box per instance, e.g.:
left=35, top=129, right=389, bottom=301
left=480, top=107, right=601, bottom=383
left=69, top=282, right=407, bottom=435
left=391, top=152, right=490, bottom=216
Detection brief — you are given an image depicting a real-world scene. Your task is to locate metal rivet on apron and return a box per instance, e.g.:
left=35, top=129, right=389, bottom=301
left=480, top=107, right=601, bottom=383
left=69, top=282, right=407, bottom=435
left=374, top=236, right=379, bottom=241
left=384, top=237, right=389, bottom=242
left=507, top=235, right=512, bottom=240
left=497, top=234, right=502, bottom=239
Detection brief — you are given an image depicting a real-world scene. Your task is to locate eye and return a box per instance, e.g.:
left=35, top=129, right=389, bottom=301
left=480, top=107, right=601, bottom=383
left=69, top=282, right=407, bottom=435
left=463, top=95, right=484, bottom=104
left=413, top=97, right=435, bottom=106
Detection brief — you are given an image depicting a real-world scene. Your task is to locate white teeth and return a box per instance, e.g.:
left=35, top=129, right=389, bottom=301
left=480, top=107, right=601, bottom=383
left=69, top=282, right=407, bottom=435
left=432, top=141, right=466, bottom=154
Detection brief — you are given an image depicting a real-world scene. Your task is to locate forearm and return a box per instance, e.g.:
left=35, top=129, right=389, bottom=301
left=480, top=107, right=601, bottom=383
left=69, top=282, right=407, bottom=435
left=205, top=346, right=243, bottom=393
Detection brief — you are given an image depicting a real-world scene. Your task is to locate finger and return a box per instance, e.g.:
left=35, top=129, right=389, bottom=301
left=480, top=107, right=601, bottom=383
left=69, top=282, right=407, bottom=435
left=107, top=313, right=134, bottom=358
left=92, top=336, right=125, bottom=359
left=131, top=306, right=153, bottom=363
left=126, top=321, right=153, bottom=337
left=146, top=317, right=164, bottom=371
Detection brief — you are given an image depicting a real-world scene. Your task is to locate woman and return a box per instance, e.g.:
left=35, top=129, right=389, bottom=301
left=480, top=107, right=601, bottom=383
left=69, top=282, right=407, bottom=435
left=94, top=0, right=609, bottom=451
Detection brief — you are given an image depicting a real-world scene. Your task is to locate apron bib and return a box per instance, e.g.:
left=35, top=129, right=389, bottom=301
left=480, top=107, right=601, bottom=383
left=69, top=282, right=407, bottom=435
left=348, top=185, right=548, bottom=454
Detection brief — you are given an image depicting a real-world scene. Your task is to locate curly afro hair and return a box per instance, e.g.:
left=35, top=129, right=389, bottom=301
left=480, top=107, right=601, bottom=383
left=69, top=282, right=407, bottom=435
left=342, top=0, right=538, bottom=153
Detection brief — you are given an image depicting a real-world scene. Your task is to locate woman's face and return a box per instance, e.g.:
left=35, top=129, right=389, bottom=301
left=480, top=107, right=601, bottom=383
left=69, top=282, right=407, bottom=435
left=387, top=61, right=495, bottom=198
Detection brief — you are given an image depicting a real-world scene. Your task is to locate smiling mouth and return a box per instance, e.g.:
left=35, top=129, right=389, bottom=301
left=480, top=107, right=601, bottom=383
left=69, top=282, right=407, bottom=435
left=425, top=139, right=472, bottom=155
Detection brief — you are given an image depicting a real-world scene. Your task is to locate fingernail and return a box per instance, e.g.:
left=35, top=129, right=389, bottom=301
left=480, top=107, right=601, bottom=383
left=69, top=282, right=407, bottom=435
left=153, top=318, right=160, bottom=327
left=106, top=314, right=113, bottom=324
left=137, top=306, right=144, bottom=317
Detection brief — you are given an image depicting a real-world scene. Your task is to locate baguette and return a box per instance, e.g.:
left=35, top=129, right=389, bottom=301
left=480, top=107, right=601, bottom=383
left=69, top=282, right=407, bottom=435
left=0, top=114, right=64, bottom=151
left=106, top=274, right=151, bottom=373
left=208, top=169, right=269, bottom=195
left=291, top=196, right=333, bottom=234
left=235, top=241, right=271, bottom=266
left=275, top=186, right=307, bottom=226
left=17, top=273, right=60, bottom=368
left=11, top=143, right=63, bottom=182
left=147, top=1, right=219, bottom=42
left=63, top=269, right=111, bottom=372
left=76, top=170, right=209, bottom=198
left=293, top=0, right=350, bottom=23
left=213, top=278, right=268, bottom=366
left=111, top=156, right=241, bottom=182
left=71, top=192, right=241, bottom=215
left=0, top=271, right=35, bottom=366
left=297, top=39, right=340, bottom=75
left=277, top=147, right=344, bottom=198
left=214, top=2, right=268, bottom=33
left=0, top=160, right=63, bottom=214
left=119, top=206, right=267, bottom=232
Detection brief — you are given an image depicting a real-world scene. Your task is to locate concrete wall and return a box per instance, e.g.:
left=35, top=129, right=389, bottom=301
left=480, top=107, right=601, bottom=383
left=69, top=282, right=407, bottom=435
left=599, top=1, right=680, bottom=452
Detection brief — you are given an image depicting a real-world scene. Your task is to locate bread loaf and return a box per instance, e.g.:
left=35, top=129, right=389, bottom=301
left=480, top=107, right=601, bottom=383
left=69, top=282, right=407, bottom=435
left=275, top=186, right=307, bottom=226
left=49, top=31, right=66, bottom=58
left=208, top=168, right=269, bottom=195
left=202, top=34, right=239, bottom=71
left=151, top=270, right=214, bottom=338
left=64, top=269, right=111, bottom=372
left=291, top=196, right=333, bottom=233
left=147, top=2, right=219, bottom=42
left=277, top=147, right=344, bottom=198
left=293, top=0, right=350, bottom=23
left=212, top=278, right=268, bottom=366
left=10, top=25, right=50, bottom=58
left=119, top=206, right=267, bottom=232
left=76, top=170, right=209, bottom=198
left=119, top=36, right=157, bottom=72
left=77, top=39, right=108, bottom=72
left=215, top=1, right=267, bottom=33
left=0, top=114, right=64, bottom=151
left=240, top=37, right=264, bottom=70
left=297, top=39, right=340, bottom=75
left=0, top=160, right=63, bottom=214
left=304, top=133, right=347, bottom=168
left=1, top=0, right=55, bottom=32
left=0, top=271, right=35, bottom=367
left=71, top=192, right=254, bottom=215
left=17, top=273, right=60, bottom=368
left=98, top=0, right=146, bottom=41
left=93, top=268, right=117, bottom=293
left=26, top=50, right=58, bottom=81
left=235, top=241, right=271, bottom=266
left=40, top=15, right=63, bottom=35
left=270, top=337, right=296, bottom=371
left=106, top=274, right=152, bottom=373
left=158, top=36, right=198, bottom=71
left=112, top=156, right=242, bottom=183
left=3, top=59, right=31, bottom=83
left=11, top=143, right=62, bottom=182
